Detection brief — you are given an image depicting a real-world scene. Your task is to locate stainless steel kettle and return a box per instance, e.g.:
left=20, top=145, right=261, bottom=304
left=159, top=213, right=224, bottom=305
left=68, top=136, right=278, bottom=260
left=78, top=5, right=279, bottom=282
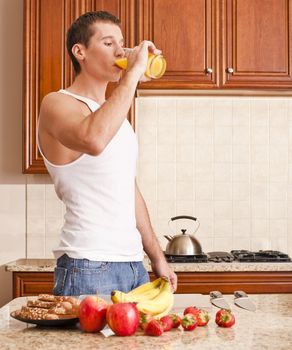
left=164, top=215, right=202, bottom=256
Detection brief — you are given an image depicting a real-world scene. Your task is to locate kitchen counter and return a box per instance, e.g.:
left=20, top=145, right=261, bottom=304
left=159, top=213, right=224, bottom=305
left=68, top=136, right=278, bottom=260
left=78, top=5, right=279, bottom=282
left=5, top=258, right=292, bottom=272
left=1, top=294, right=292, bottom=350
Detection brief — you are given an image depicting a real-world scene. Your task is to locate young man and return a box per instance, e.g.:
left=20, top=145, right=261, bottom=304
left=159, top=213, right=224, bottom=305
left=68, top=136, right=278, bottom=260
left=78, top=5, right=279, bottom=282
left=38, top=11, right=177, bottom=296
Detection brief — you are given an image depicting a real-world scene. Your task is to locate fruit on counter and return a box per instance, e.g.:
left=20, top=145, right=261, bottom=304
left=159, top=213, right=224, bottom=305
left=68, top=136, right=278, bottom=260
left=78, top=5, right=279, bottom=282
left=181, top=313, right=198, bottom=331
left=139, top=313, right=154, bottom=330
left=111, top=277, right=174, bottom=319
left=159, top=315, right=173, bottom=331
left=106, top=302, right=140, bottom=336
left=111, top=277, right=164, bottom=303
left=169, top=313, right=181, bottom=328
left=215, top=309, right=235, bottom=328
left=144, top=319, right=164, bottom=336
left=79, top=295, right=108, bottom=333
left=135, top=277, right=174, bottom=318
left=183, top=306, right=210, bottom=326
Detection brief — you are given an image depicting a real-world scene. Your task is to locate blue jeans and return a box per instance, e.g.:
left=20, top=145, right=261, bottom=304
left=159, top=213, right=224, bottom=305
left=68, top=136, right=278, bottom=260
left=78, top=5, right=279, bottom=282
left=53, top=254, right=150, bottom=296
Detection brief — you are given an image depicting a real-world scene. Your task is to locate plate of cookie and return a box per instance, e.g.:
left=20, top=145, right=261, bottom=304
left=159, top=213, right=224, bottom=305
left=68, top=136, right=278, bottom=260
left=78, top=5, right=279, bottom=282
left=10, top=294, right=80, bottom=326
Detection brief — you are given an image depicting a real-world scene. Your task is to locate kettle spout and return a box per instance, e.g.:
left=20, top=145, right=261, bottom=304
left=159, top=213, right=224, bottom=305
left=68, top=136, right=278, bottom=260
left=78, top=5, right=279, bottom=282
left=164, top=235, right=173, bottom=242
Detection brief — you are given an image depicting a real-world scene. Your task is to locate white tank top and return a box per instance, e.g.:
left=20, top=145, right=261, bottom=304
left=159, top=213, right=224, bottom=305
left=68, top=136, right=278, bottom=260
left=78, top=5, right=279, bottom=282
left=38, top=89, right=143, bottom=261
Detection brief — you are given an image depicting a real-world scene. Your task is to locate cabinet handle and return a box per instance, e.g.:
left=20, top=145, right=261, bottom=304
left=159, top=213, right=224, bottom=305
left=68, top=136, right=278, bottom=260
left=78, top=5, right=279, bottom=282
left=226, top=67, right=234, bottom=74
left=205, top=67, right=213, bottom=74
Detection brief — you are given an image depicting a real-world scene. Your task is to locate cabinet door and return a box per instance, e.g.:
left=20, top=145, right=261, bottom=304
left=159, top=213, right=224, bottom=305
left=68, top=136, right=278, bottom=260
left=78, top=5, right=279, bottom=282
left=137, top=0, right=218, bottom=89
left=222, top=0, right=292, bottom=88
left=23, top=0, right=135, bottom=174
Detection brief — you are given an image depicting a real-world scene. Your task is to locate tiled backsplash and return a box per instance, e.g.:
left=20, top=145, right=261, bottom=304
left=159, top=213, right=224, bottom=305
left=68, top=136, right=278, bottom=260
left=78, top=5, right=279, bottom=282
left=135, top=97, right=292, bottom=255
left=24, top=96, right=292, bottom=258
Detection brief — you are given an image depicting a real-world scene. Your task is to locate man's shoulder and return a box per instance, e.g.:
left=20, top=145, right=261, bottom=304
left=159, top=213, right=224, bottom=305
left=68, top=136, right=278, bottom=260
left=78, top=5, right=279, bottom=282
left=41, top=91, right=79, bottom=115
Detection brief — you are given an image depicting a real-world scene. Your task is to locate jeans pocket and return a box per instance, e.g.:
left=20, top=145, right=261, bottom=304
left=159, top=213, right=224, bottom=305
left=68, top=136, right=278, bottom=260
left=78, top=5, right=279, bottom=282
left=74, top=263, right=112, bottom=295
left=53, top=267, right=68, bottom=295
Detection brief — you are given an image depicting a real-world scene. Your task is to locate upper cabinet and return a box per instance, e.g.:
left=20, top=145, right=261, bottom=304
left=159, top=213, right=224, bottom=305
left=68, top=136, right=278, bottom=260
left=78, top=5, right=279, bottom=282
left=23, top=0, right=292, bottom=173
left=136, top=0, right=218, bottom=89
left=222, top=0, right=292, bottom=88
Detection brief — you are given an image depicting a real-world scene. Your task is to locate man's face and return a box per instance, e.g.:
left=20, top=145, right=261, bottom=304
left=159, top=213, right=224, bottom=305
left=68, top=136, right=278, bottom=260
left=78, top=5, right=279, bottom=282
left=80, top=21, right=125, bottom=82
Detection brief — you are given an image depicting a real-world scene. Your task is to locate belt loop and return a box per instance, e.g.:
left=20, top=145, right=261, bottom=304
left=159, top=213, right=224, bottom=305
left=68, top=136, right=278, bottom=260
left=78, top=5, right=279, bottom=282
left=84, top=258, right=89, bottom=269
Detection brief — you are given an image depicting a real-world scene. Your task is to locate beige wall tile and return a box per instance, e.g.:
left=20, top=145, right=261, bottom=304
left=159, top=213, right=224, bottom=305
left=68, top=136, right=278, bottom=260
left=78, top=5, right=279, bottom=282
left=251, top=144, right=269, bottom=163
left=233, top=219, right=251, bottom=238
left=251, top=219, right=268, bottom=237
left=269, top=100, right=288, bottom=127
left=214, top=126, right=232, bottom=145
left=27, top=237, right=45, bottom=258
left=177, top=99, right=194, bottom=125
left=233, top=201, right=250, bottom=219
left=214, top=219, right=232, bottom=237
left=214, top=201, right=232, bottom=219
left=195, top=99, right=213, bottom=127
left=214, top=182, right=232, bottom=201
left=233, top=99, right=250, bottom=126
left=214, top=144, right=232, bottom=162
left=233, top=144, right=250, bottom=163
left=195, top=127, right=213, bottom=144
left=251, top=100, right=269, bottom=126
left=195, top=182, right=213, bottom=201
left=176, top=200, right=194, bottom=216
left=158, top=99, right=176, bottom=126
left=214, top=163, right=232, bottom=182
left=136, top=96, right=292, bottom=254
left=135, top=98, right=157, bottom=126
left=233, top=126, right=250, bottom=145
left=195, top=144, right=213, bottom=163
left=233, top=182, right=250, bottom=201
left=213, top=100, right=232, bottom=125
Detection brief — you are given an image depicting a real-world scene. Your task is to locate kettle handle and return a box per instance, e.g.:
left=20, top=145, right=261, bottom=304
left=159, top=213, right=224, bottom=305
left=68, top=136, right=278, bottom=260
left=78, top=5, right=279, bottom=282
left=171, top=215, right=197, bottom=221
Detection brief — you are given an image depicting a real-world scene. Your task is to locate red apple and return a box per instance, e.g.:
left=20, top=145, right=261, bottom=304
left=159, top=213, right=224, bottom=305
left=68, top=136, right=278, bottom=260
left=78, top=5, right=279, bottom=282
left=106, top=302, right=140, bottom=336
left=79, top=295, right=108, bottom=333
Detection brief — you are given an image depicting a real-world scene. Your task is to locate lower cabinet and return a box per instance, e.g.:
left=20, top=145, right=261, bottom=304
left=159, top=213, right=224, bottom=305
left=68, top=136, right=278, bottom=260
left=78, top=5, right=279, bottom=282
left=150, top=272, right=292, bottom=294
left=13, top=272, right=54, bottom=298
left=13, top=271, right=292, bottom=298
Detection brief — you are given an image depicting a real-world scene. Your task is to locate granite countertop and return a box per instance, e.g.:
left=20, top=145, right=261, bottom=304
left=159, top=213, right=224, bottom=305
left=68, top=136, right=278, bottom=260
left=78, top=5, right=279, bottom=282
left=5, top=258, right=292, bottom=272
left=1, top=294, right=292, bottom=350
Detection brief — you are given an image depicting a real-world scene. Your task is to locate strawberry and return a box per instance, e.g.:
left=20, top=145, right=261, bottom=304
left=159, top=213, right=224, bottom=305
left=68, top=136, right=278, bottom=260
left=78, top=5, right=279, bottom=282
left=184, top=306, right=200, bottom=318
left=160, top=315, right=173, bottom=331
left=169, top=313, right=181, bottom=328
left=195, top=309, right=210, bottom=326
left=215, top=309, right=235, bottom=328
left=181, top=313, right=198, bottom=331
left=184, top=306, right=209, bottom=326
left=139, top=313, right=154, bottom=330
left=144, top=319, right=164, bottom=336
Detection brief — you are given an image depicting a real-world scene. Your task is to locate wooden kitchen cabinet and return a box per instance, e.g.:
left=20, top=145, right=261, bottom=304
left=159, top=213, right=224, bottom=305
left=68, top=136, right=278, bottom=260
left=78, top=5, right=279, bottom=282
left=12, top=271, right=292, bottom=297
left=221, top=0, right=292, bottom=88
left=13, top=272, right=54, bottom=298
left=136, top=0, right=218, bottom=89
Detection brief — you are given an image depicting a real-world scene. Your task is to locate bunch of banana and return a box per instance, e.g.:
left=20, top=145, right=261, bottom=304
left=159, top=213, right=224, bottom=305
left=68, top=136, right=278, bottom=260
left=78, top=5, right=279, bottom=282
left=111, top=277, right=174, bottom=318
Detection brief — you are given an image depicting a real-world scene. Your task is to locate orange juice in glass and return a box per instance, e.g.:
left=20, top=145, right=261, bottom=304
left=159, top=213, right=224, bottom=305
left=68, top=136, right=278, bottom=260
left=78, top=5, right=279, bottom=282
left=115, top=48, right=166, bottom=79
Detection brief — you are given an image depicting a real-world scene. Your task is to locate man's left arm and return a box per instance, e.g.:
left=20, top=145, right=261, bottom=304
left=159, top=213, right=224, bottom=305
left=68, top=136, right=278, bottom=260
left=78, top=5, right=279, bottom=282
left=135, top=181, right=177, bottom=292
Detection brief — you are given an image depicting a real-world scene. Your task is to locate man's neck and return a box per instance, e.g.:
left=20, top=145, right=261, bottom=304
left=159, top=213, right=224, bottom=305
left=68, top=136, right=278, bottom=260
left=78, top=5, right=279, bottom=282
left=67, top=73, right=107, bottom=105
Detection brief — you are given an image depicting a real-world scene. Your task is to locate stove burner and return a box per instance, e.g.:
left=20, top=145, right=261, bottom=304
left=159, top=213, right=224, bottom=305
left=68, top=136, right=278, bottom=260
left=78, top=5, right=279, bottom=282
left=165, top=254, right=208, bottom=263
left=231, top=250, right=291, bottom=262
left=207, top=251, right=234, bottom=263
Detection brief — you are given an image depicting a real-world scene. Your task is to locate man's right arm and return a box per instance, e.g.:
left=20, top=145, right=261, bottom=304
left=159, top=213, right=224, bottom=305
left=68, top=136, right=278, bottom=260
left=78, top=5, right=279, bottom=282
left=40, top=41, right=157, bottom=156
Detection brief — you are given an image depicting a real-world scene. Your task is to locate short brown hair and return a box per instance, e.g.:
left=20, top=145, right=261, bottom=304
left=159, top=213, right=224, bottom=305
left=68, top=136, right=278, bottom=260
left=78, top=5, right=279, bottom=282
left=66, top=11, right=121, bottom=75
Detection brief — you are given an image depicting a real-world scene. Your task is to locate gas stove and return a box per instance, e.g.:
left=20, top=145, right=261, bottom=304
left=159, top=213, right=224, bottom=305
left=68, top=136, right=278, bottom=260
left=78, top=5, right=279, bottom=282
left=165, top=250, right=291, bottom=263
left=231, top=250, right=291, bottom=262
left=165, top=254, right=208, bottom=263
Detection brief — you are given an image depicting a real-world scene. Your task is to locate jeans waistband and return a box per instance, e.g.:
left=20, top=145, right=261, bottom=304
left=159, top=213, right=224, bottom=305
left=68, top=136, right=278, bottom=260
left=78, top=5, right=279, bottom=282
left=56, top=254, right=142, bottom=269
